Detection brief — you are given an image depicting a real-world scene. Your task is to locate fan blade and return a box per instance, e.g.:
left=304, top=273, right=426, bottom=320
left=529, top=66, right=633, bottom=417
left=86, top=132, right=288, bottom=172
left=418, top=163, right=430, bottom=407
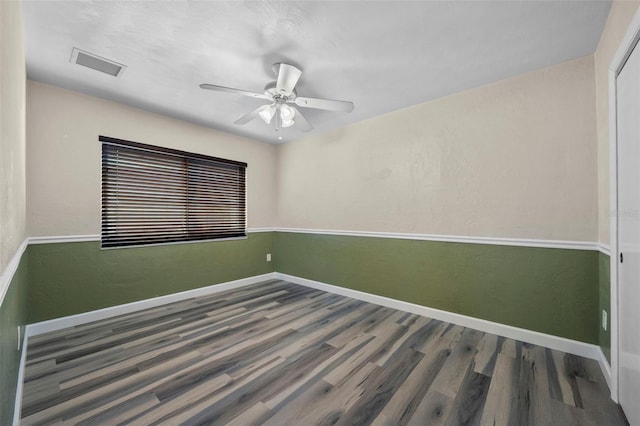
left=234, top=104, right=272, bottom=125
left=294, top=96, right=354, bottom=113
left=275, top=63, right=302, bottom=96
left=291, top=107, right=313, bottom=132
left=200, top=84, right=270, bottom=100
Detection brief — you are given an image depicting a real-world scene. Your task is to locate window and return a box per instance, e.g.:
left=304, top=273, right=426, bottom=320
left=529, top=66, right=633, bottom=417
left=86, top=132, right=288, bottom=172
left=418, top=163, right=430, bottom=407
left=101, top=136, right=247, bottom=248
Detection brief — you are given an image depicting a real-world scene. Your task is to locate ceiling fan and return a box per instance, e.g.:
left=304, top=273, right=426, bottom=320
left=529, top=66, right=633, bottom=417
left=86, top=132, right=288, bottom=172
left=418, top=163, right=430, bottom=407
left=200, top=63, right=354, bottom=138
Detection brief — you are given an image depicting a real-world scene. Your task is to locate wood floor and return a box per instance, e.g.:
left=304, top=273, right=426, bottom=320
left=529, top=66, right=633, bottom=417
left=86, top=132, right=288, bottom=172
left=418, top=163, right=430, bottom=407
left=21, top=280, right=627, bottom=425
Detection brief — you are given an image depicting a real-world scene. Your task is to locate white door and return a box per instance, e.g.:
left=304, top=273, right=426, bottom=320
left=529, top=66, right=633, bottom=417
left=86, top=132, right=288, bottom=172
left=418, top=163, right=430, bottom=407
left=617, top=39, right=640, bottom=426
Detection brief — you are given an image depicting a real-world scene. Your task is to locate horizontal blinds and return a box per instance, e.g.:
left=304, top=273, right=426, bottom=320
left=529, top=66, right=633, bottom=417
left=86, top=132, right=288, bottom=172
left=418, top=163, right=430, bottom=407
left=101, top=136, right=247, bottom=248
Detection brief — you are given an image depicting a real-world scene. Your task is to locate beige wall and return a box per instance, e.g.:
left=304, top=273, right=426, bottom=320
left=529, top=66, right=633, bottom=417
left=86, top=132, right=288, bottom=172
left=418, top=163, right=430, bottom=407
left=0, top=0, right=27, bottom=272
left=595, top=0, right=640, bottom=246
left=25, top=13, right=624, bottom=245
left=26, top=81, right=277, bottom=237
left=277, top=56, right=598, bottom=242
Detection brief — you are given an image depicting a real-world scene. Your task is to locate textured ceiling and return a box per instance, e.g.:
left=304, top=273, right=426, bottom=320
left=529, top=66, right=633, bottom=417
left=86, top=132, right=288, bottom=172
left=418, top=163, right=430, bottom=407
left=22, top=1, right=611, bottom=144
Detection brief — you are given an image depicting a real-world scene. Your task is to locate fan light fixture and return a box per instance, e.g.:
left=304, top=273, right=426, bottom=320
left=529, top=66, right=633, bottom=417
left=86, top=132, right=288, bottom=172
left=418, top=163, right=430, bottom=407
left=259, top=104, right=296, bottom=128
left=258, top=105, right=276, bottom=124
left=280, top=105, right=296, bottom=128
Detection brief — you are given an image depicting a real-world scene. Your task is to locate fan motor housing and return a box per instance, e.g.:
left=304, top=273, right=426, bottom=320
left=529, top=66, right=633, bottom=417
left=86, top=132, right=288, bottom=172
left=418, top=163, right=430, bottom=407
left=264, top=82, right=296, bottom=101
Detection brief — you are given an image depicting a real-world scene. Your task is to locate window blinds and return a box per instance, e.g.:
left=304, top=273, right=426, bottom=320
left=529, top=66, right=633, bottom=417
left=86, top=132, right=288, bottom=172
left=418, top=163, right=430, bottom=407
left=100, top=136, right=247, bottom=248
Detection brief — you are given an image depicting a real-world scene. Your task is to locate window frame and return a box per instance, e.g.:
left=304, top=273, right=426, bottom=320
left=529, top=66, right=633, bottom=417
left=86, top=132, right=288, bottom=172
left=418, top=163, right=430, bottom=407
left=100, top=135, right=247, bottom=249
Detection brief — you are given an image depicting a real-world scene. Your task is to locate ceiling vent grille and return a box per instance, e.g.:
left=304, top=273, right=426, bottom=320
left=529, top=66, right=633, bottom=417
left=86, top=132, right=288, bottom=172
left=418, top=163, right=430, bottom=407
left=70, top=48, right=126, bottom=77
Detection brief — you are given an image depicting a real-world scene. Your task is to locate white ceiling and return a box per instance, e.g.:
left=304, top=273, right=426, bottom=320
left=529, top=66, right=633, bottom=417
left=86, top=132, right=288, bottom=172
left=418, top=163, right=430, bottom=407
left=22, top=1, right=611, bottom=144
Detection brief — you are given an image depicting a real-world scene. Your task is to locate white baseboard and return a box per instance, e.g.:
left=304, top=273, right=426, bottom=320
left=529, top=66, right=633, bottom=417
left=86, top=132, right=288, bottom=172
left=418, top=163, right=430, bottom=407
left=597, top=346, right=613, bottom=395
left=13, top=327, right=28, bottom=426
left=26, top=273, right=276, bottom=336
left=275, top=273, right=603, bottom=362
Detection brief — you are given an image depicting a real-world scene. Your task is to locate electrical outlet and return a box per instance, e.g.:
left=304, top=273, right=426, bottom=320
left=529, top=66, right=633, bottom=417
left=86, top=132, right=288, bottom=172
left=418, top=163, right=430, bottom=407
left=266, top=253, right=272, bottom=262
left=602, top=310, right=607, bottom=331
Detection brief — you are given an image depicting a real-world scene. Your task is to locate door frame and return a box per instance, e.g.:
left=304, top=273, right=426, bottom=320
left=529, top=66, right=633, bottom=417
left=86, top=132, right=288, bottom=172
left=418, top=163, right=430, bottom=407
left=609, top=7, right=640, bottom=403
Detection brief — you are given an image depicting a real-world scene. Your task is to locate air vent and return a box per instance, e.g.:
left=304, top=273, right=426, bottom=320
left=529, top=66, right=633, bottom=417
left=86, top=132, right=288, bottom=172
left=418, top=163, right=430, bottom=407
left=70, top=48, right=126, bottom=77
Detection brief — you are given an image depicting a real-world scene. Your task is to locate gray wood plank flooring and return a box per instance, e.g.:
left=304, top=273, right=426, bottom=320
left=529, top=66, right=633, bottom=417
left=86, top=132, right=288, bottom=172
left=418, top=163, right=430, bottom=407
left=21, top=280, right=628, bottom=425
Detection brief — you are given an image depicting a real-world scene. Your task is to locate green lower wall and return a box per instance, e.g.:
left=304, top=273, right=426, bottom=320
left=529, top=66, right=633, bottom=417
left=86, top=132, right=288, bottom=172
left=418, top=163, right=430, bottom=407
left=21, top=230, right=607, bottom=347
left=0, top=254, right=28, bottom=426
left=599, top=252, right=611, bottom=363
left=27, top=232, right=275, bottom=323
left=275, top=232, right=599, bottom=344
